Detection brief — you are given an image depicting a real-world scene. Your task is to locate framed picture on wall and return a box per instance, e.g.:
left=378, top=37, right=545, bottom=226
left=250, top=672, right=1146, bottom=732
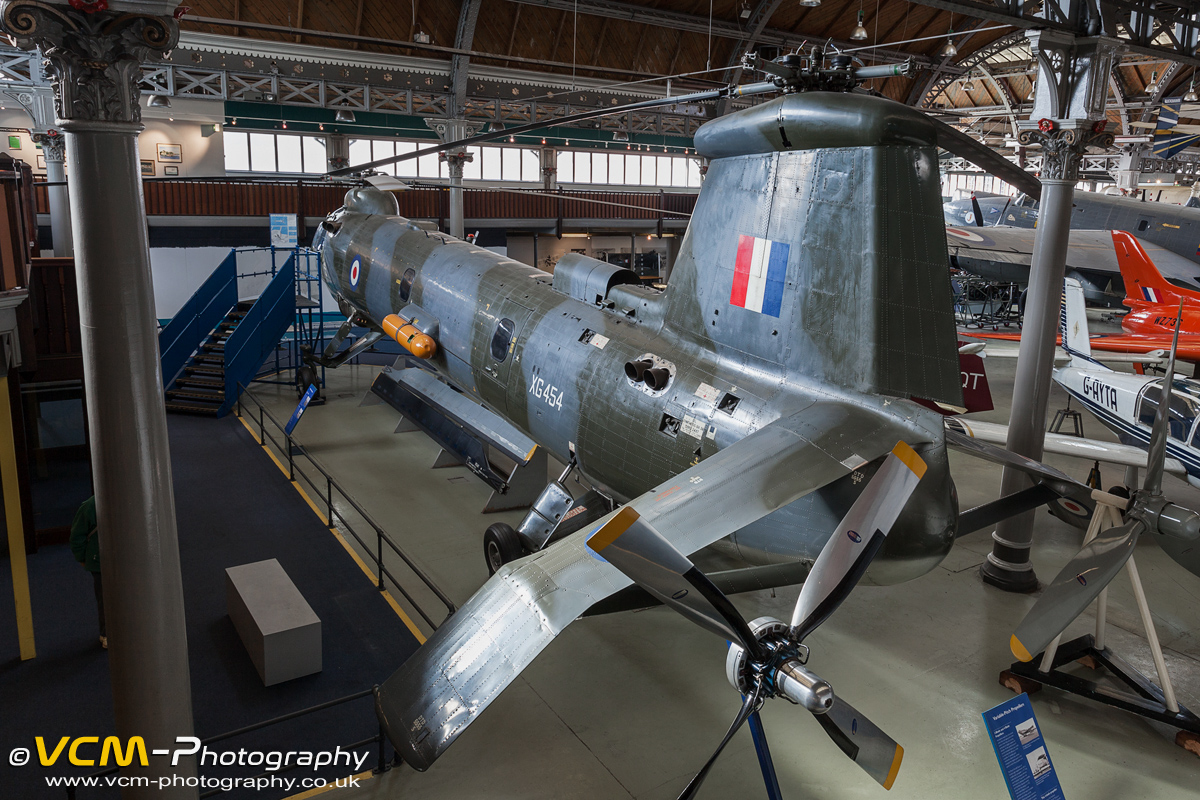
left=141, top=160, right=155, bottom=176
left=164, top=165, right=179, bottom=176
left=36, top=155, right=45, bottom=169
left=156, top=143, right=182, bottom=162
left=7, top=135, right=20, bottom=150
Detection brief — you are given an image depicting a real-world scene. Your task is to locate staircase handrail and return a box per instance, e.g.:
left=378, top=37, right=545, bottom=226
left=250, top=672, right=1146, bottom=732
left=158, top=250, right=238, bottom=388
left=222, top=257, right=297, bottom=415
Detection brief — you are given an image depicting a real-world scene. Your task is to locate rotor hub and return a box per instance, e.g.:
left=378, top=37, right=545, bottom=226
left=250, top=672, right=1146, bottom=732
left=725, top=616, right=833, bottom=713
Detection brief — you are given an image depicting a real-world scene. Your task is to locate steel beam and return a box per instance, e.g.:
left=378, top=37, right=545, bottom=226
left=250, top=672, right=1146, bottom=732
left=507, top=0, right=928, bottom=66
left=450, top=0, right=482, bottom=117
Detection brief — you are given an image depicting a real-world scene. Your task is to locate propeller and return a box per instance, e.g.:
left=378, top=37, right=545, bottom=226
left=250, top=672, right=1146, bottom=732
left=970, top=194, right=985, bottom=227
left=1011, top=299, right=1200, bottom=662
left=586, top=441, right=927, bottom=797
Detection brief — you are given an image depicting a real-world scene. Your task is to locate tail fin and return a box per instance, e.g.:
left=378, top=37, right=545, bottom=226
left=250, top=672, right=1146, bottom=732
left=675, top=92, right=961, bottom=407
left=1112, top=230, right=1182, bottom=308
left=1061, top=277, right=1097, bottom=367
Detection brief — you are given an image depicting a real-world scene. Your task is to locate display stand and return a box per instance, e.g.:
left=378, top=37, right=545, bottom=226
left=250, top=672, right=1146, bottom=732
left=999, top=495, right=1200, bottom=755
left=747, top=710, right=784, bottom=800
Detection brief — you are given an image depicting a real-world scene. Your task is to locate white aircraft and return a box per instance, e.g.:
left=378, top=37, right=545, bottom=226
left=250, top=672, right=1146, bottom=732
left=949, top=278, right=1190, bottom=487
left=1054, top=277, right=1200, bottom=488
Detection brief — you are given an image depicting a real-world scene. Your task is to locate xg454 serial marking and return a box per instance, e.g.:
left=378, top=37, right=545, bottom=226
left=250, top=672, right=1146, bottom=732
left=529, top=375, right=565, bottom=410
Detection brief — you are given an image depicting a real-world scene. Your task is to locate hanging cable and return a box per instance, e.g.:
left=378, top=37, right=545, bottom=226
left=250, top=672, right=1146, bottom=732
left=707, top=0, right=713, bottom=71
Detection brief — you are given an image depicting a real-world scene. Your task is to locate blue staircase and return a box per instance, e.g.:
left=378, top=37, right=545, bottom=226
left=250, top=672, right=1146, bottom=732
left=160, top=253, right=297, bottom=417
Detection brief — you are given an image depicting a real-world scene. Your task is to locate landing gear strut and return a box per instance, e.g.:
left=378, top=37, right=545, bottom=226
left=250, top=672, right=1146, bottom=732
left=480, top=457, right=613, bottom=574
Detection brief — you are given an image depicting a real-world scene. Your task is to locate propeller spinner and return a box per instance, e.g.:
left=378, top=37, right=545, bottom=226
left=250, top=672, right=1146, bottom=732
left=586, top=441, right=926, bottom=797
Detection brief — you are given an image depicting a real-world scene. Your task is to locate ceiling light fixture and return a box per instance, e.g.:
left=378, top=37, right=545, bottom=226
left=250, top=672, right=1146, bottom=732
left=335, top=109, right=356, bottom=123
left=938, top=13, right=957, bottom=58
left=799, top=0, right=821, bottom=7
left=1186, top=79, right=1199, bottom=103
left=938, top=32, right=957, bottom=58
left=851, top=9, right=869, bottom=41
left=147, top=95, right=171, bottom=108
left=413, top=29, right=431, bottom=45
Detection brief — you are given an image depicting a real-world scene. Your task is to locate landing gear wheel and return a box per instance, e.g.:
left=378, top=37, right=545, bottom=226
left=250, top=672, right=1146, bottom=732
left=484, top=523, right=525, bottom=575
left=296, top=364, right=319, bottom=397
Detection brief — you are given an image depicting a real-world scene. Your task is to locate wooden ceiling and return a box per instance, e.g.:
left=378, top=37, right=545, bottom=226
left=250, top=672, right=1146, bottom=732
left=180, top=1, right=1196, bottom=116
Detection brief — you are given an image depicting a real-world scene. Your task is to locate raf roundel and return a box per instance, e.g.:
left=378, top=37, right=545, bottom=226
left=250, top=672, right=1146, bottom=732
left=1057, top=498, right=1088, bottom=517
left=349, top=256, right=362, bottom=290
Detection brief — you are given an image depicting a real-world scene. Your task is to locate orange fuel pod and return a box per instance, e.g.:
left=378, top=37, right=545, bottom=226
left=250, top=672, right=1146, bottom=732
left=382, top=314, right=438, bottom=359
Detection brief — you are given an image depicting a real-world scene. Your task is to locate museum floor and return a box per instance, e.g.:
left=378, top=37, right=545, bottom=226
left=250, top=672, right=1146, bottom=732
left=239, top=333, right=1200, bottom=800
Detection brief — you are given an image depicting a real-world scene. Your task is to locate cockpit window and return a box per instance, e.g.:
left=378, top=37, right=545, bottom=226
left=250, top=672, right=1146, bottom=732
left=1137, top=384, right=1199, bottom=440
left=399, top=268, right=416, bottom=303
left=490, top=318, right=516, bottom=362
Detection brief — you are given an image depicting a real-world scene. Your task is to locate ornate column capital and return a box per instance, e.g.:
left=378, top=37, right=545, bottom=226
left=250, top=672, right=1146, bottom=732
left=424, top=117, right=482, bottom=151
left=0, top=1, right=178, bottom=125
left=31, top=129, right=65, bottom=160
left=1017, top=122, right=1114, bottom=183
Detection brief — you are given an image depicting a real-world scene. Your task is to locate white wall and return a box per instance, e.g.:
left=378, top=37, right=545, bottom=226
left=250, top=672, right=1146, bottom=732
left=138, top=97, right=227, bottom=178
left=0, top=96, right=227, bottom=178
left=150, top=246, right=339, bottom=320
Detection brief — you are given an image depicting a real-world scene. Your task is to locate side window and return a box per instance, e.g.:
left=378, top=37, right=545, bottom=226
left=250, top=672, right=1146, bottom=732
left=1168, top=392, right=1199, bottom=440
left=1137, top=219, right=1151, bottom=231
left=490, top=318, right=515, bottom=362
left=399, top=268, right=416, bottom=303
left=1137, top=385, right=1160, bottom=427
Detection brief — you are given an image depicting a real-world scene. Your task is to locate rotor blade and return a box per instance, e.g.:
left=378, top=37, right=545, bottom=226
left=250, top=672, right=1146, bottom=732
left=678, top=683, right=764, bottom=800
left=790, top=442, right=927, bottom=643
left=1010, top=519, right=1145, bottom=662
left=327, top=81, right=778, bottom=176
left=814, top=696, right=904, bottom=790
left=1145, top=300, right=1185, bottom=495
left=935, top=124, right=1041, bottom=201
left=587, top=506, right=765, bottom=660
left=971, top=195, right=985, bottom=227
left=944, top=427, right=1094, bottom=505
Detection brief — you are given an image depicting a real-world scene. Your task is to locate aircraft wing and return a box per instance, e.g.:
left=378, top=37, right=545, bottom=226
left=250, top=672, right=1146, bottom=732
left=967, top=337, right=1170, bottom=366
left=946, top=227, right=1200, bottom=287
left=947, top=417, right=1186, bottom=477
left=964, top=330, right=1200, bottom=363
left=375, top=400, right=929, bottom=771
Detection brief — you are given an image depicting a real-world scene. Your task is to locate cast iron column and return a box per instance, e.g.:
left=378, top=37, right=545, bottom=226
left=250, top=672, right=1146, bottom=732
left=425, top=118, right=480, bottom=241
left=444, top=150, right=468, bottom=240
left=982, top=134, right=1085, bottom=590
left=31, top=130, right=71, bottom=255
left=1, top=4, right=198, bottom=797
left=982, top=31, right=1118, bottom=591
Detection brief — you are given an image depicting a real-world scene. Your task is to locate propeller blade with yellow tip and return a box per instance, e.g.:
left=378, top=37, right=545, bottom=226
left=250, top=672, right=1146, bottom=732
left=1010, top=519, right=1145, bottom=661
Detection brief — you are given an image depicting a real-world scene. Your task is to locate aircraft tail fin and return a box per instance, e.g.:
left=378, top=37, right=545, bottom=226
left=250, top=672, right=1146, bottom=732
left=1112, top=230, right=1182, bottom=308
left=671, top=92, right=961, bottom=407
left=1061, top=277, right=1096, bottom=367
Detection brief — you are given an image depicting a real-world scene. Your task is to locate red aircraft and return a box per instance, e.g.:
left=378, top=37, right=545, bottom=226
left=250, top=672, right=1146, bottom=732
left=1115, top=229, right=1200, bottom=333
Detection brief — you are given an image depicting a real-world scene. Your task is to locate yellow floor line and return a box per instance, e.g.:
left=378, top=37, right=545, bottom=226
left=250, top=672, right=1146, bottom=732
left=236, top=413, right=427, bottom=644
left=282, top=769, right=375, bottom=799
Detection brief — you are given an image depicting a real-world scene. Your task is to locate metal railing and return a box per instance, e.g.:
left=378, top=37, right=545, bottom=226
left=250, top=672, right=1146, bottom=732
left=65, top=688, right=394, bottom=799
left=236, top=383, right=456, bottom=631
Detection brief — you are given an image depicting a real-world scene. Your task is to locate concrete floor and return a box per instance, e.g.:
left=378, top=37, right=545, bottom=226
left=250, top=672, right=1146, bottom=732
left=246, top=340, right=1200, bottom=800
